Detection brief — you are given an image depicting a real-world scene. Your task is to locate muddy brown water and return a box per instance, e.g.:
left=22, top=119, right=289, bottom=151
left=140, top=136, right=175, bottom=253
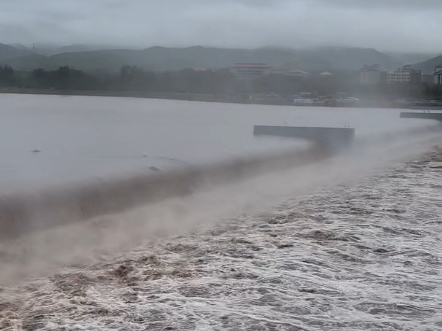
left=0, top=95, right=441, bottom=330
left=0, top=149, right=441, bottom=330
left=0, top=93, right=436, bottom=191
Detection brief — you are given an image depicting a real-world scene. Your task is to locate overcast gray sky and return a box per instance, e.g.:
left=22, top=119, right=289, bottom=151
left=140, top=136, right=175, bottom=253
left=0, top=0, right=441, bottom=52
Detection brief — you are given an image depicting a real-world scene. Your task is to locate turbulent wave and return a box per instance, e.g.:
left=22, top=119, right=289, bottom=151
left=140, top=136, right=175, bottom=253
left=0, top=123, right=441, bottom=240
left=0, top=125, right=441, bottom=330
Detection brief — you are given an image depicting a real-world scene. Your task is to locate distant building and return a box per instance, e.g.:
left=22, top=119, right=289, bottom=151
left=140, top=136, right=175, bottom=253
left=434, top=65, right=442, bottom=85
left=272, top=69, right=310, bottom=78
left=387, top=71, right=412, bottom=84
left=359, top=65, right=382, bottom=85
left=387, top=65, right=422, bottom=84
left=230, top=63, right=272, bottom=94
left=230, top=63, right=272, bottom=80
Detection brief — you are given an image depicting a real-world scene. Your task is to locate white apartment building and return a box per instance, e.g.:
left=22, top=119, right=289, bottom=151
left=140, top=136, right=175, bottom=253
left=387, top=71, right=411, bottom=84
left=387, top=65, right=422, bottom=84
left=230, top=63, right=272, bottom=80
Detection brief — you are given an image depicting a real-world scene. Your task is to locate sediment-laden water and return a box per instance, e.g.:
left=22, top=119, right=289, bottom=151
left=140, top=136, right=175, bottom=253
left=0, top=93, right=435, bottom=191
left=1, top=147, right=441, bottom=330
left=0, top=95, right=441, bottom=330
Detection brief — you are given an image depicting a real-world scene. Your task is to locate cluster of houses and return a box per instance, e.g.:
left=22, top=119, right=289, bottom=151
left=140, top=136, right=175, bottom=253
left=229, top=63, right=333, bottom=80
left=228, top=63, right=442, bottom=87
left=228, top=63, right=361, bottom=106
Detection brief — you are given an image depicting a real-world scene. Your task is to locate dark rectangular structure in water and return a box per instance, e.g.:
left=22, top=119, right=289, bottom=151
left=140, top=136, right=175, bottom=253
left=400, top=112, right=442, bottom=121
left=253, top=125, right=355, bottom=148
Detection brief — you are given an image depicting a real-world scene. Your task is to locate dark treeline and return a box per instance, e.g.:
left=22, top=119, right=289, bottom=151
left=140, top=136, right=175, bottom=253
left=117, top=65, right=235, bottom=94
left=1, top=65, right=442, bottom=100
left=0, top=65, right=15, bottom=86
left=30, top=66, right=103, bottom=90
left=0, top=65, right=235, bottom=94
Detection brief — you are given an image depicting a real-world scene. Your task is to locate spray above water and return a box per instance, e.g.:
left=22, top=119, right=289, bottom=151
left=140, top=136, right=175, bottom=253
left=0, top=122, right=439, bottom=240
left=0, top=122, right=441, bottom=285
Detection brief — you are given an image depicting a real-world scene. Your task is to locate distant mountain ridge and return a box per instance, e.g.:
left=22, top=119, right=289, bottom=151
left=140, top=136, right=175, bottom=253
left=0, top=43, right=435, bottom=73
left=386, top=52, right=440, bottom=68
left=414, top=55, right=442, bottom=74
left=304, top=46, right=402, bottom=72
left=0, top=44, right=33, bottom=61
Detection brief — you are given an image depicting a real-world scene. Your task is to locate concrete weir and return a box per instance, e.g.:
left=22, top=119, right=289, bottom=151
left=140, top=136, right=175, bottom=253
left=0, top=144, right=336, bottom=240
left=400, top=112, right=442, bottom=121
left=0, top=124, right=359, bottom=240
left=254, top=125, right=355, bottom=149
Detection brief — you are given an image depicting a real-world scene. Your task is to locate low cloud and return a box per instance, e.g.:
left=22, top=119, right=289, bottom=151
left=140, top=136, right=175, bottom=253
left=0, top=0, right=440, bottom=52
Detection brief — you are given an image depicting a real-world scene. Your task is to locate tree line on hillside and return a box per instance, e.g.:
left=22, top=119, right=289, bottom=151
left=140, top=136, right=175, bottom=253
left=0, top=65, right=236, bottom=94
left=0, top=65, right=14, bottom=85
left=1, top=65, right=442, bottom=100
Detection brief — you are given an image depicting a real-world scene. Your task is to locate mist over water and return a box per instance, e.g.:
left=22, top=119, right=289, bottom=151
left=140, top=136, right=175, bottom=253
left=0, top=95, right=441, bottom=330
left=0, top=94, right=435, bottom=190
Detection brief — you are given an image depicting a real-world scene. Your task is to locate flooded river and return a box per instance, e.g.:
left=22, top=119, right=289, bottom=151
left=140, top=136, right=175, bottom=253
left=0, top=93, right=435, bottom=190
left=0, top=94, right=441, bottom=330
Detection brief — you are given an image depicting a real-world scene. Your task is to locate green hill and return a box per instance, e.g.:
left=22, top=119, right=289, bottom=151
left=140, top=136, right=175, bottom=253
left=0, top=43, right=33, bottom=62
left=386, top=52, right=439, bottom=67
left=0, top=44, right=405, bottom=72
left=414, top=55, right=442, bottom=74
left=304, top=47, right=402, bottom=71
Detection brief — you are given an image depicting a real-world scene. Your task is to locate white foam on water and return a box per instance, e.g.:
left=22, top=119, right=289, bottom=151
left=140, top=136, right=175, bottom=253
left=0, top=127, right=441, bottom=330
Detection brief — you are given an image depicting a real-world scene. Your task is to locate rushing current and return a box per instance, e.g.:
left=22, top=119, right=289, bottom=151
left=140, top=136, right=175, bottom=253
left=0, top=94, right=441, bottom=330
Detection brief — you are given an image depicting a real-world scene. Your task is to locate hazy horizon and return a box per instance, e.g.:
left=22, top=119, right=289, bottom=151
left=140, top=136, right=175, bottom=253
left=5, top=42, right=441, bottom=57
left=0, top=0, right=442, bottom=53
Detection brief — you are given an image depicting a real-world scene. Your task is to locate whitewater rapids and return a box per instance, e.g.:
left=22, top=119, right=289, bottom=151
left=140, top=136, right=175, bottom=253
left=0, top=145, right=441, bottom=330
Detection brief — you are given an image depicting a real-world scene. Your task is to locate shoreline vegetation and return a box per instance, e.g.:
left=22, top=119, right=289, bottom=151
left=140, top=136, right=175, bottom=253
left=0, top=87, right=437, bottom=109
left=1, top=65, right=442, bottom=108
left=0, top=87, right=220, bottom=101
left=0, top=87, right=380, bottom=107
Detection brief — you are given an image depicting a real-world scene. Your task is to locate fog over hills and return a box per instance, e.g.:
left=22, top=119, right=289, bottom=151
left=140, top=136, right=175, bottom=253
left=0, top=44, right=33, bottom=62
left=1, top=0, right=441, bottom=74
left=0, top=43, right=421, bottom=72
left=1, top=0, right=442, bottom=53
left=386, top=52, right=441, bottom=68
left=413, top=55, right=442, bottom=74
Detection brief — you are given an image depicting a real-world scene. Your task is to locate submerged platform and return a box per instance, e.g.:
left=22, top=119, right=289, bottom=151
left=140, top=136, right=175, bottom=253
left=400, top=112, right=442, bottom=121
left=253, top=125, right=355, bottom=149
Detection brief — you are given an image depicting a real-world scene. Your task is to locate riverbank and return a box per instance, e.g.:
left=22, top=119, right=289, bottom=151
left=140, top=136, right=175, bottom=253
left=0, top=87, right=223, bottom=103
left=0, top=87, right=415, bottom=109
